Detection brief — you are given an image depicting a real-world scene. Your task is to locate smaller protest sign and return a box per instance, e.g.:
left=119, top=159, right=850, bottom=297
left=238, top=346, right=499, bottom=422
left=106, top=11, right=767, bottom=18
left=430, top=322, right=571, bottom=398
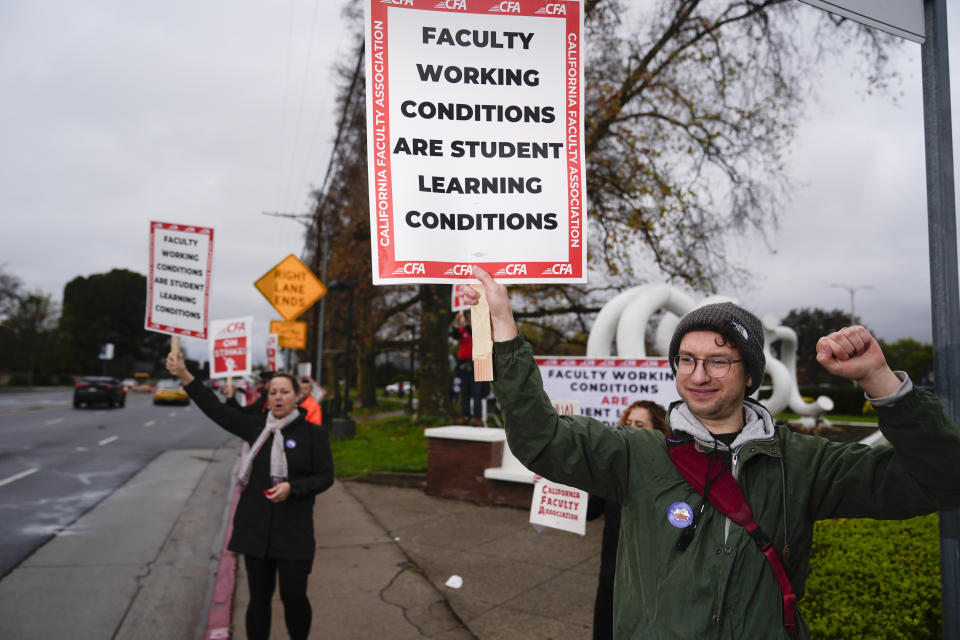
left=266, top=333, right=280, bottom=372
left=146, top=221, right=215, bottom=339
left=529, top=477, right=589, bottom=536
left=208, top=316, right=253, bottom=379
left=537, top=357, right=679, bottom=426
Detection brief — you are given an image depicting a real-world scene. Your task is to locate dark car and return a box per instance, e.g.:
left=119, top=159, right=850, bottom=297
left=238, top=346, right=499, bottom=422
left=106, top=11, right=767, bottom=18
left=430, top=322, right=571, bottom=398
left=74, top=376, right=127, bottom=408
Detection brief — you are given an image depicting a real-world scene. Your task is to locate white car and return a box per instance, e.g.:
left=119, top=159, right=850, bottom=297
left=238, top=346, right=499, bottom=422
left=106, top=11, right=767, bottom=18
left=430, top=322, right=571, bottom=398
left=385, top=381, right=415, bottom=396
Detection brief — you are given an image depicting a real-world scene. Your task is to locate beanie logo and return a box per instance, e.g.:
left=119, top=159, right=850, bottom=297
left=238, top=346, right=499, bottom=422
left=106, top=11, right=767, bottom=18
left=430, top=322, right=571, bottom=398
left=731, top=319, right=749, bottom=342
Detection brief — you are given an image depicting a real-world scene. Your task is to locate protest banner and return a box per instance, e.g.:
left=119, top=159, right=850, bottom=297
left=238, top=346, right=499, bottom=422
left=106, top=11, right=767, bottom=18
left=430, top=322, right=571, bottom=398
left=536, top=356, right=680, bottom=426
left=266, top=333, right=280, bottom=372
left=208, top=316, right=253, bottom=379
left=364, top=0, right=586, bottom=284
left=145, top=221, right=214, bottom=340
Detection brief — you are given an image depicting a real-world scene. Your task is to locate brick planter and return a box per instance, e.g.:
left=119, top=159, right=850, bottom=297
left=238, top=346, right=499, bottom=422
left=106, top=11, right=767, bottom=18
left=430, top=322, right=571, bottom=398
left=424, top=426, right=533, bottom=508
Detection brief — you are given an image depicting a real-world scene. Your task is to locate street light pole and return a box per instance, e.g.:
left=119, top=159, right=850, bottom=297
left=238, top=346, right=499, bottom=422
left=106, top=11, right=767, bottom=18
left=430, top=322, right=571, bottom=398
left=829, top=283, right=872, bottom=321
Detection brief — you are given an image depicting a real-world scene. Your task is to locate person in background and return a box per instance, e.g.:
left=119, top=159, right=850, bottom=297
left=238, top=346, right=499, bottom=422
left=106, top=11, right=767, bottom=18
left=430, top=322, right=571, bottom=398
left=586, top=400, right=668, bottom=640
left=166, top=353, right=333, bottom=640
left=451, top=310, right=487, bottom=425
left=226, top=370, right=273, bottom=414
left=299, top=377, right=322, bottom=426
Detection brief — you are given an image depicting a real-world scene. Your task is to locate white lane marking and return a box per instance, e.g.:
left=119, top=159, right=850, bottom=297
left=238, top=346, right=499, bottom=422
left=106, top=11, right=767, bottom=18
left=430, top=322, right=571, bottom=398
left=0, top=467, right=39, bottom=488
left=168, top=412, right=177, bottom=417
left=98, top=435, right=119, bottom=446
left=45, top=418, right=64, bottom=425
left=144, top=420, right=156, bottom=427
left=76, top=446, right=89, bottom=452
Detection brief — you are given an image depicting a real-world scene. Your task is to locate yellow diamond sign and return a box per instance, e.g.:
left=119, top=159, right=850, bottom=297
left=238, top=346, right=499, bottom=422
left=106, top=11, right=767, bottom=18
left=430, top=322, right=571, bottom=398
left=255, top=255, right=327, bottom=321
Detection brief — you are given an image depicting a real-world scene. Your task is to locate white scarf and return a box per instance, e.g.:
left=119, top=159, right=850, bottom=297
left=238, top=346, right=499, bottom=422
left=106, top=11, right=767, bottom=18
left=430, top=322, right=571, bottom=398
left=236, top=409, right=298, bottom=488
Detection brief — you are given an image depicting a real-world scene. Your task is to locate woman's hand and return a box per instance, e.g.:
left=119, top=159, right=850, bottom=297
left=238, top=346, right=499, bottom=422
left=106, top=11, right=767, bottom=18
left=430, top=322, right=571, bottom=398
left=264, top=482, right=291, bottom=503
left=165, top=351, right=195, bottom=385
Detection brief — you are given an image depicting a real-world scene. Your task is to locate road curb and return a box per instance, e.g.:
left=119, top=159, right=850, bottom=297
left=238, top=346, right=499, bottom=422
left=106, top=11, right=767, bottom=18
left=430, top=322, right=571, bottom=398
left=203, top=445, right=246, bottom=640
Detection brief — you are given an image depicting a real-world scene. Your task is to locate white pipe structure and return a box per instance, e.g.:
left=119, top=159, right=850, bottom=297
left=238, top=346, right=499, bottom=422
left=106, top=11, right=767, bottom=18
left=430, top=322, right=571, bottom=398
left=585, top=284, right=833, bottom=418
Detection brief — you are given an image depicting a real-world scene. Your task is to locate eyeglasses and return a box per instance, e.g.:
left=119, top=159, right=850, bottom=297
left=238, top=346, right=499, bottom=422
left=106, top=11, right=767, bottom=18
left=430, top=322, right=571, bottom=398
left=671, top=355, right=743, bottom=378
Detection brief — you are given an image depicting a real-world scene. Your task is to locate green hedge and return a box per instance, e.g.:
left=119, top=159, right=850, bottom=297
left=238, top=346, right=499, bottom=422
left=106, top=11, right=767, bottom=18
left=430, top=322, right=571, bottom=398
left=803, top=514, right=942, bottom=639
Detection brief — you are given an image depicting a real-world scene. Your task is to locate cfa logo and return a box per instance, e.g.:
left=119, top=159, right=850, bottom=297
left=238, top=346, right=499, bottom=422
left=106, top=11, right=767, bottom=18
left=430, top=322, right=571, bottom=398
left=435, top=0, right=467, bottom=9
left=380, top=0, right=413, bottom=6
left=541, top=263, right=573, bottom=275
left=535, top=3, right=567, bottom=15
left=393, top=262, right=426, bottom=275
left=443, top=264, right=473, bottom=276
left=495, top=264, right=527, bottom=276
left=225, top=322, right=247, bottom=333
left=489, top=1, right=521, bottom=13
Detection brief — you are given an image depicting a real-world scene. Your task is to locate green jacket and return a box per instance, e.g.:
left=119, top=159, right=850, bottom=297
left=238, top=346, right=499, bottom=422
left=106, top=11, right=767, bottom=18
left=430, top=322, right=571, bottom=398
left=492, top=335, right=960, bottom=639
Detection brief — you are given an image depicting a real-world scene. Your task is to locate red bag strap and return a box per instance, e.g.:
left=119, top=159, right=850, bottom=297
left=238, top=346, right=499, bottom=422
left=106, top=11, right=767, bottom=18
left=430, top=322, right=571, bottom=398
left=669, top=441, right=796, bottom=635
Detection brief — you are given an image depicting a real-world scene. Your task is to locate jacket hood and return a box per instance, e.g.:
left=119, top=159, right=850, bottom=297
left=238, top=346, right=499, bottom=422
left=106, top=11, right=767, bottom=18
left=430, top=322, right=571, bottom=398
left=669, top=400, right=776, bottom=451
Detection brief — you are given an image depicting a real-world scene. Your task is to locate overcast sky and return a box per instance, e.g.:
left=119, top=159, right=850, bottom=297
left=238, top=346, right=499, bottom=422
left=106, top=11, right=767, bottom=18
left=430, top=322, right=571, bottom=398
left=1, top=1, right=958, bottom=369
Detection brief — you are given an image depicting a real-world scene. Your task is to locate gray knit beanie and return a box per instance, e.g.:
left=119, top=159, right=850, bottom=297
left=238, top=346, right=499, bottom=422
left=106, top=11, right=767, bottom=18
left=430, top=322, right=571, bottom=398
left=668, top=302, right=765, bottom=397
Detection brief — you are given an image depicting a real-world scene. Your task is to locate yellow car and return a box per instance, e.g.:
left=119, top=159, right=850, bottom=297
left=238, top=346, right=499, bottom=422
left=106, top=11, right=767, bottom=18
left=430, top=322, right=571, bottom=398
left=153, top=379, right=189, bottom=405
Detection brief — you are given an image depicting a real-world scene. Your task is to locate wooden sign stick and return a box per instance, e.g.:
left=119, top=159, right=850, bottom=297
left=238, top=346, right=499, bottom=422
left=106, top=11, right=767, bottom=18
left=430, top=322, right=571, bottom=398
left=471, top=285, right=494, bottom=382
left=171, top=335, right=180, bottom=355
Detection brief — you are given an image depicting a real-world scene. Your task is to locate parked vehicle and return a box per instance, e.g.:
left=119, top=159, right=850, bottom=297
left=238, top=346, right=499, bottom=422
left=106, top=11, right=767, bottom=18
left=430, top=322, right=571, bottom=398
left=385, top=381, right=416, bottom=396
left=153, top=379, right=190, bottom=405
left=121, top=378, right=137, bottom=392
left=74, top=376, right=127, bottom=409
left=132, top=371, right=153, bottom=392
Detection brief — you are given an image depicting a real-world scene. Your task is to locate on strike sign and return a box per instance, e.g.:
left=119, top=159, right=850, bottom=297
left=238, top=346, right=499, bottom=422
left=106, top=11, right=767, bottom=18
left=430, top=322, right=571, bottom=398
left=364, top=0, right=586, bottom=284
left=208, top=317, right=253, bottom=378
left=146, top=221, right=214, bottom=339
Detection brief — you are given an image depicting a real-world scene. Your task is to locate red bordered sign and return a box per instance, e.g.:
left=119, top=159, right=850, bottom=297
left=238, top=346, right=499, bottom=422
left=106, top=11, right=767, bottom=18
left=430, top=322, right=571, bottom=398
left=535, top=356, right=679, bottom=426
left=365, top=0, right=586, bottom=284
left=146, top=220, right=215, bottom=339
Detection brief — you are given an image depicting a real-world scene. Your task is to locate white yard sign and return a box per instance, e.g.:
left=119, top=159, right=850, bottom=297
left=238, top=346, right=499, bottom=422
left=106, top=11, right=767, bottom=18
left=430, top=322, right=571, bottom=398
left=536, top=356, right=680, bottom=426
left=364, top=0, right=586, bottom=284
left=529, top=476, right=589, bottom=535
left=208, top=317, right=253, bottom=379
left=146, top=221, right=214, bottom=339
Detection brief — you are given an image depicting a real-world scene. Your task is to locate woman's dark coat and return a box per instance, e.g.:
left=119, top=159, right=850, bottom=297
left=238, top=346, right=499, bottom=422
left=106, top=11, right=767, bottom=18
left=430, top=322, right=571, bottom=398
left=186, top=379, right=334, bottom=560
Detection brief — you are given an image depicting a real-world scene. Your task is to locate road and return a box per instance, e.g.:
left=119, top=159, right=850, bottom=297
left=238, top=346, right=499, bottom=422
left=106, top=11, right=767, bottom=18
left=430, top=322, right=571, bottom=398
left=0, top=388, right=230, bottom=578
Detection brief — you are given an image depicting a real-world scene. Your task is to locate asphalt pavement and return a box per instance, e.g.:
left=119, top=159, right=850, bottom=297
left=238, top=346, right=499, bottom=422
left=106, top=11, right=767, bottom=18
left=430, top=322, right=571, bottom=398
left=0, top=420, right=604, bottom=640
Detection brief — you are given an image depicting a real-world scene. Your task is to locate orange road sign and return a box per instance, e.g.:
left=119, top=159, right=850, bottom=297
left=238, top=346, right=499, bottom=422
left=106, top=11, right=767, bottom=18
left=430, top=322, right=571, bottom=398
left=270, top=320, right=308, bottom=349
left=255, top=254, right=327, bottom=321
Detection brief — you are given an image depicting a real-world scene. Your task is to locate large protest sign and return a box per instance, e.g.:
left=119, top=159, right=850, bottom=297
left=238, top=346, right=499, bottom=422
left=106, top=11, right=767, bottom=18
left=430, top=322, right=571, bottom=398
left=536, top=356, right=680, bottom=426
left=146, top=221, right=214, bottom=339
left=364, top=0, right=586, bottom=284
left=208, top=317, right=253, bottom=379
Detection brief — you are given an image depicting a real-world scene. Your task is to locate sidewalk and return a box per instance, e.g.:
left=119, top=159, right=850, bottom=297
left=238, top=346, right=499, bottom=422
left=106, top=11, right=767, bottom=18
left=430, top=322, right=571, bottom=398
left=229, top=478, right=603, bottom=639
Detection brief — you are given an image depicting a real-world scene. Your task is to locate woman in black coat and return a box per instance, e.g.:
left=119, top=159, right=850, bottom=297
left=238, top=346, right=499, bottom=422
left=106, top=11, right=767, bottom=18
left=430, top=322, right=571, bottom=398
left=166, top=352, right=333, bottom=640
